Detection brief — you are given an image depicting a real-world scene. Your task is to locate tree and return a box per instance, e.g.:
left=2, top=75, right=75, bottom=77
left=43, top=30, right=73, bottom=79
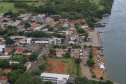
left=61, top=45, right=67, bottom=49
left=44, top=81, right=54, bottom=84
left=84, top=45, right=87, bottom=48
left=74, top=23, right=79, bottom=29
left=87, top=59, right=95, bottom=67
left=63, top=52, right=71, bottom=58
left=0, top=60, right=10, bottom=68
left=5, top=38, right=14, bottom=45
left=11, top=55, right=27, bottom=64
left=39, top=63, right=46, bottom=72
left=31, top=77, right=43, bottom=84
left=88, top=45, right=92, bottom=48
left=29, top=52, right=38, bottom=61
left=14, top=73, right=31, bottom=84
left=77, top=28, right=85, bottom=34
left=85, top=33, right=89, bottom=38
left=49, top=49, right=55, bottom=54
left=74, top=77, right=91, bottom=84
left=48, top=27, right=54, bottom=31
left=74, top=58, right=82, bottom=64
left=53, top=45, right=60, bottom=48
left=31, top=69, right=41, bottom=76
left=24, top=22, right=31, bottom=29
left=8, top=70, right=21, bottom=83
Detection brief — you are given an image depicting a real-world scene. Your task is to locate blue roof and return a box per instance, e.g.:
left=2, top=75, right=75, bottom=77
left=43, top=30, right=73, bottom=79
left=69, top=79, right=74, bottom=81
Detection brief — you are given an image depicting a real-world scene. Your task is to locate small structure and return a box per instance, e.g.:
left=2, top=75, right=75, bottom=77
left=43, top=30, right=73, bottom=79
left=0, top=45, right=5, bottom=53
left=99, top=63, right=105, bottom=70
left=9, top=60, right=19, bottom=65
left=56, top=51, right=65, bottom=57
left=14, top=40, right=20, bottom=45
left=5, top=49, right=12, bottom=55
left=14, top=47, right=23, bottom=54
left=10, top=36, right=26, bottom=40
left=3, top=69, right=12, bottom=74
left=41, top=73, right=70, bottom=84
left=0, top=76, right=7, bottom=84
left=24, top=62, right=31, bottom=70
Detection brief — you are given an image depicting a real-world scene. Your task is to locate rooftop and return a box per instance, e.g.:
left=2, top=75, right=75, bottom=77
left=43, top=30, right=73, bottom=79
left=0, top=76, right=7, bottom=80
left=3, top=69, right=12, bottom=73
left=41, top=73, right=70, bottom=80
left=15, top=47, right=23, bottom=53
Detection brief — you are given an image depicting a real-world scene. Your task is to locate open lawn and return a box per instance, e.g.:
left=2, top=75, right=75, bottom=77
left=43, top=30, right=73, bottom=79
left=0, top=2, right=43, bottom=13
left=76, top=64, right=83, bottom=77
left=45, top=57, right=77, bottom=77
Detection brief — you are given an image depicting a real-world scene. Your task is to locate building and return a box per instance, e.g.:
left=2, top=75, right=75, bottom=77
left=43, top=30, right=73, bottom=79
left=31, top=38, right=49, bottom=45
left=0, top=76, right=7, bottom=84
left=24, top=62, right=31, bottom=70
left=9, top=60, right=19, bottom=65
left=49, top=37, right=61, bottom=45
left=66, top=30, right=74, bottom=36
left=5, top=49, right=12, bottom=55
left=10, top=36, right=26, bottom=40
left=0, top=45, right=5, bottom=53
left=14, top=40, right=20, bottom=45
left=3, top=69, right=12, bottom=74
left=56, top=51, right=65, bottom=57
left=14, top=47, right=23, bottom=54
left=41, top=73, right=70, bottom=84
left=20, top=39, right=27, bottom=44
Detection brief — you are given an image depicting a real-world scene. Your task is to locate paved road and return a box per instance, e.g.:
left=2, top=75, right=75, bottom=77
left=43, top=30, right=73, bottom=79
left=28, top=47, right=49, bottom=72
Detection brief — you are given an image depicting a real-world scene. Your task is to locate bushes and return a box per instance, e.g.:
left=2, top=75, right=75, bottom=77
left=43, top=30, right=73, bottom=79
left=75, top=58, right=82, bottom=64
left=100, top=77, right=103, bottom=80
left=92, top=75, right=96, bottom=78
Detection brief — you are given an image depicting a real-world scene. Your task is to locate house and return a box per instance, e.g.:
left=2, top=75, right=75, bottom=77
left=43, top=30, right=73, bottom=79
left=33, top=25, right=45, bottom=31
left=14, top=40, right=20, bottom=45
left=24, top=62, right=31, bottom=70
left=63, top=23, right=69, bottom=28
left=9, top=60, right=19, bottom=65
left=27, top=38, right=32, bottom=45
left=5, top=49, right=12, bottom=55
left=0, top=76, right=7, bottom=84
left=49, top=37, right=61, bottom=45
left=81, top=25, right=88, bottom=29
left=45, top=17, right=54, bottom=25
left=41, top=73, right=70, bottom=84
left=31, top=24, right=40, bottom=29
left=70, top=36, right=79, bottom=41
left=3, top=69, right=12, bottom=74
left=70, top=27, right=75, bottom=30
left=56, top=51, right=65, bottom=57
left=17, top=25, right=25, bottom=31
left=0, top=45, right=5, bottom=53
left=12, top=20, right=20, bottom=26
left=10, top=36, right=26, bottom=40
left=20, top=39, right=27, bottom=44
left=66, top=30, right=74, bottom=36
left=68, top=40, right=75, bottom=45
left=0, top=41, right=4, bottom=45
left=70, top=49, right=80, bottom=58
left=14, top=47, right=23, bottom=54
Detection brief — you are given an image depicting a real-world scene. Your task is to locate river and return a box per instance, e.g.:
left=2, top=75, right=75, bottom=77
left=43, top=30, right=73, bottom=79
left=95, top=0, right=126, bottom=84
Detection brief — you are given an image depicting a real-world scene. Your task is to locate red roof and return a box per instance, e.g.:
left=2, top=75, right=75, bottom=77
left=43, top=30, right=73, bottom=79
left=15, top=40, right=20, bottom=43
left=5, top=50, right=12, bottom=53
left=3, top=69, right=12, bottom=73
left=31, top=24, right=40, bottom=29
left=0, top=41, right=4, bottom=44
left=16, top=47, right=23, bottom=53
left=0, top=76, right=7, bottom=80
left=17, top=25, right=22, bottom=28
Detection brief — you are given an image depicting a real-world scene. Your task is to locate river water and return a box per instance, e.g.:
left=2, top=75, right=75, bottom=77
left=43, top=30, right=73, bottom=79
left=95, top=0, right=126, bottom=84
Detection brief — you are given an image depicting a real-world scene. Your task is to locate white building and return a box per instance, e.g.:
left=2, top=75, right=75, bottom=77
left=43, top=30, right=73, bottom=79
left=49, top=37, right=61, bottom=45
left=41, top=73, right=70, bottom=84
left=0, top=45, right=5, bottom=53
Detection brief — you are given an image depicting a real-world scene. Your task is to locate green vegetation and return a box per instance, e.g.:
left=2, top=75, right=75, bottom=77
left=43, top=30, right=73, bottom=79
left=0, top=2, right=42, bottom=13
left=29, top=52, right=38, bottom=61
left=87, top=59, right=95, bottom=67
left=0, top=60, right=10, bottom=69
left=76, top=64, right=82, bottom=77
left=53, top=45, right=67, bottom=49
left=11, top=55, right=27, bottom=64
left=55, top=58, right=76, bottom=77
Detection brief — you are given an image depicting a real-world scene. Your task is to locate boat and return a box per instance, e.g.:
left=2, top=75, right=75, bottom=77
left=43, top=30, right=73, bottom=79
left=95, top=22, right=105, bottom=27
left=102, top=22, right=108, bottom=24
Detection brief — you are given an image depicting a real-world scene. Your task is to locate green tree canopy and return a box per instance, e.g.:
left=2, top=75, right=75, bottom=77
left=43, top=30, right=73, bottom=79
left=29, top=52, right=38, bottom=61
left=87, top=59, right=95, bottom=67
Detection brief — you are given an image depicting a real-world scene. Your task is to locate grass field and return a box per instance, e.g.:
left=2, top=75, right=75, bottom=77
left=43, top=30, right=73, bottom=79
left=0, top=2, right=43, bottom=13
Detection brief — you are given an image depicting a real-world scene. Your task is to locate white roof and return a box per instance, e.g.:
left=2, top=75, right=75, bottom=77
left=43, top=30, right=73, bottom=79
left=41, top=73, right=70, bottom=80
left=100, top=64, right=105, bottom=69
left=0, top=45, right=5, bottom=51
